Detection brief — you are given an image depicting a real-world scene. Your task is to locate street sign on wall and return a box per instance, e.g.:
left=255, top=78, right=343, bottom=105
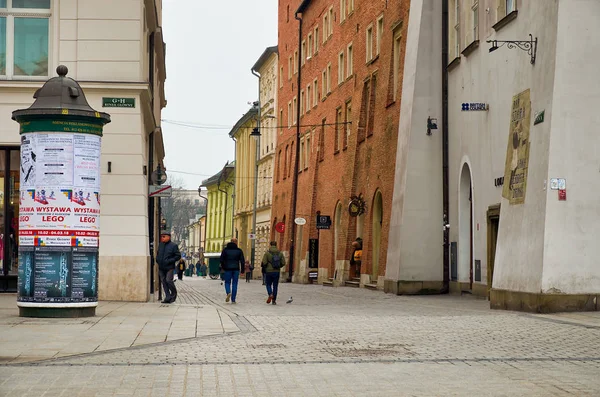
left=102, top=97, right=135, bottom=108
left=149, top=185, right=172, bottom=198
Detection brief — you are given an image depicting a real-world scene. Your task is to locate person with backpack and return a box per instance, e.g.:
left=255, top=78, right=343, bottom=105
left=261, top=240, right=286, bottom=305
left=219, top=238, right=245, bottom=304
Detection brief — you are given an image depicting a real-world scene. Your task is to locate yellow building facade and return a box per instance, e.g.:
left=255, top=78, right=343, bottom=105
left=202, top=162, right=235, bottom=254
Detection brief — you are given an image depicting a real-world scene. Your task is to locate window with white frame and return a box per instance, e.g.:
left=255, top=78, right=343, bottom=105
left=376, top=16, right=384, bottom=56
left=299, top=137, right=305, bottom=170
left=328, top=7, right=334, bottom=38
left=506, top=0, right=515, bottom=13
left=306, top=84, right=311, bottom=110
left=314, top=26, right=319, bottom=53
left=280, top=66, right=284, bottom=87
left=313, top=78, right=318, bottom=107
left=338, top=51, right=345, bottom=85
left=366, top=24, right=373, bottom=62
left=0, top=0, right=51, bottom=79
left=288, top=56, right=292, bottom=79
left=348, top=0, right=354, bottom=13
left=340, top=0, right=346, bottom=22
left=307, top=33, right=313, bottom=58
left=392, top=29, right=402, bottom=102
left=326, top=63, right=331, bottom=93
left=300, top=89, right=305, bottom=115
left=288, top=101, right=292, bottom=127
left=344, top=101, right=352, bottom=148
left=292, top=96, right=297, bottom=124
left=323, top=14, right=328, bottom=42
left=294, top=50, right=298, bottom=73
left=301, top=40, right=306, bottom=65
left=322, top=69, right=327, bottom=99
left=335, top=107, right=342, bottom=151
left=305, top=134, right=311, bottom=169
left=473, top=0, right=479, bottom=40
left=347, top=43, right=353, bottom=77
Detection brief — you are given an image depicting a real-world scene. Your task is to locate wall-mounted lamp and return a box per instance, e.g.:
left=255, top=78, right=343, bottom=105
left=427, top=117, right=438, bottom=136
left=486, top=33, right=537, bottom=64
left=250, top=127, right=261, bottom=139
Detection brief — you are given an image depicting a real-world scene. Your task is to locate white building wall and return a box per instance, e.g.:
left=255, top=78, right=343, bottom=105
left=541, top=1, right=600, bottom=294
left=447, top=0, right=560, bottom=295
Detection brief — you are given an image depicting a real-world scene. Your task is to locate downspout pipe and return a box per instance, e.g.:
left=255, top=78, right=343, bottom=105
left=442, top=0, right=450, bottom=293
left=288, top=10, right=303, bottom=282
left=231, top=137, right=237, bottom=241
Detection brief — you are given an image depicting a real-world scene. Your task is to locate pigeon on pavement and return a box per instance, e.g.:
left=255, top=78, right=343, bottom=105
left=286, top=297, right=293, bottom=304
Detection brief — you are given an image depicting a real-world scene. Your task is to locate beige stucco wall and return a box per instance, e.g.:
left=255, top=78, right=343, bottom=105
left=0, top=0, right=165, bottom=302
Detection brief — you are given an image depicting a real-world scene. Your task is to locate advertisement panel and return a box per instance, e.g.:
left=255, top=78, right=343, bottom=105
left=18, top=132, right=100, bottom=304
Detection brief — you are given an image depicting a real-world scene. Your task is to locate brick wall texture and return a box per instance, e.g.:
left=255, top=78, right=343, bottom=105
left=272, top=0, right=409, bottom=281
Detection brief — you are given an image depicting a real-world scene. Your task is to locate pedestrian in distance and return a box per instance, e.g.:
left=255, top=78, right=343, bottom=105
left=200, top=261, right=207, bottom=278
left=188, top=261, right=195, bottom=277
left=156, top=230, right=181, bottom=304
left=219, top=237, right=245, bottom=304
left=350, top=237, right=363, bottom=279
left=261, top=240, right=286, bottom=305
left=244, top=260, right=253, bottom=283
left=177, top=258, right=186, bottom=280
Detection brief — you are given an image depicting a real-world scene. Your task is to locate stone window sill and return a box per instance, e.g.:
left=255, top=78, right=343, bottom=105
left=461, top=40, right=479, bottom=57
left=493, top=10, right=518, bottom=32
left=447, top=56, right=461, bottom=72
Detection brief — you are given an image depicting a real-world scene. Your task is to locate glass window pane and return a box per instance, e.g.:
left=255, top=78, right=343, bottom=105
left=12, top=0, right=50, bottom=8
left=14, top=18, right=49, bottom=76
left=0, top=0, right=6, bottom=8
left=8, top=150, right=19, bottom=276
left=0, top=18, right=5, bottom=75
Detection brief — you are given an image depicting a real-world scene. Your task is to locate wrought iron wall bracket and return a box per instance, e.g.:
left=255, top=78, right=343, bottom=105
left=486, top=34, right=538, bottom=64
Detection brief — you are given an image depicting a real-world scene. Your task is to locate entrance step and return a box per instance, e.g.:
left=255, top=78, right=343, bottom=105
left=345, top=280, right=360, bottom=288
left=364, top=283, right=378, bottom=290
left=322, top=278, right=334, bottom=287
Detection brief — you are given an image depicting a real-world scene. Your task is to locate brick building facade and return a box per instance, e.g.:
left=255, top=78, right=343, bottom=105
left=273, top=0, right=409, bottom=288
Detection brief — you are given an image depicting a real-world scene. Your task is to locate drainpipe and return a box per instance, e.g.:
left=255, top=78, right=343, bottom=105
left=442, top=0, right=450, bottom=293
left=230, top=138, right=237, bottom=241
left=287, top=10, right=303, bottom=283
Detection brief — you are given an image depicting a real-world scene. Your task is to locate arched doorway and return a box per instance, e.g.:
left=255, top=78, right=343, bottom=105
left=371, top=191, right=383, bottom=283
left=333, top=202, right=342, bottom=280
left=459, top=163, right=474, bottom=291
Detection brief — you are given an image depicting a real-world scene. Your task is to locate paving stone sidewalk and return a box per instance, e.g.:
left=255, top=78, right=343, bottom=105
left=2, top=276, right=600, bottom=395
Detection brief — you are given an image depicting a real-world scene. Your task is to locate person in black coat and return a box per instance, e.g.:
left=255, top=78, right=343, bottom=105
left=156, top=230, right=181, bottom=304
left=219, top=237, right=245, bottom=304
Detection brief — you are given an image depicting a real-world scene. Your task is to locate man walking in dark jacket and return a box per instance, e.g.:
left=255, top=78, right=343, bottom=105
left=219, top=237, right=245, bottom=304
left=261, top=241, right=286, bottom=305
left=156, top=230, right=181, bottom=304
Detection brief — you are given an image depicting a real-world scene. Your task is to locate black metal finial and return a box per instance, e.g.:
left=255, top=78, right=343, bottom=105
left=56, top=65, right=68, bottom=77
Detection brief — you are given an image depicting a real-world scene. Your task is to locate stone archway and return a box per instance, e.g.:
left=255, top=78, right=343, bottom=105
left=459, top=162, right=474, bottom=291
left=371, top=191, right=383, bottom=283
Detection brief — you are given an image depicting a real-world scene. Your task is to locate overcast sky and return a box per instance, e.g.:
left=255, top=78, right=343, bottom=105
left=161, top=1, right=278, bottom=189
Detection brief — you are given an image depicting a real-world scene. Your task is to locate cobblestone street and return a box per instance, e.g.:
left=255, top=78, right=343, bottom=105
left=2, top=277, right=600, bottom=396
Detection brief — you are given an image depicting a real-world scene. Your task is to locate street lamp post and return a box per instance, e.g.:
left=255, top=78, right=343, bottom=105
left=250, top=101, right=261, bottom=272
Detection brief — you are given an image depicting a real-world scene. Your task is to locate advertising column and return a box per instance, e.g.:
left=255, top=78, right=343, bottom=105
left=12, top=65, right=110, bottom=317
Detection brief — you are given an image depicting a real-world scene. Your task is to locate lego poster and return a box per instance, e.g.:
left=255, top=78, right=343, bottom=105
left=71, top=247, right=98, bottom=300
left=36, top=133, right=74, bottom=186
left=502, top=89, right=532, bottom=205
left=73, top=134, right=101, bottom=189
left=32, top=246, right=72, bottom=302
left=71, top=188, right=101, bottom=231
left=31, top=187, right=73, bottom=231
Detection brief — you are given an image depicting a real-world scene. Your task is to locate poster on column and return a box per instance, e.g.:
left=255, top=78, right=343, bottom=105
left=33, top=246, right=72, bottom=302
left=73, top=134, right=101, bottom=189
left=32, top=187, right=73, bottom=231
left=71, top=247, right=98, bottom=300
left=20, top=134, right=36, bottom=188
left=36, top=133, right=74, bottom=186
left=17, top=246, right=35, bottom=300
left=71, top=188, right=101, bottom=232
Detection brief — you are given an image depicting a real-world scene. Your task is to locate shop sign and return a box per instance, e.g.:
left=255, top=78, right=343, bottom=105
left=102, top=97, right=135, bottom=108
left=316, top=215, right=331, bottom=229
left=308, top=238, right=319, bottom=268
left=461, top=102, right=489, bottom=111
left=494, top=176, right=504, bottom=187
left=534, top=110, right=545, bottom=125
